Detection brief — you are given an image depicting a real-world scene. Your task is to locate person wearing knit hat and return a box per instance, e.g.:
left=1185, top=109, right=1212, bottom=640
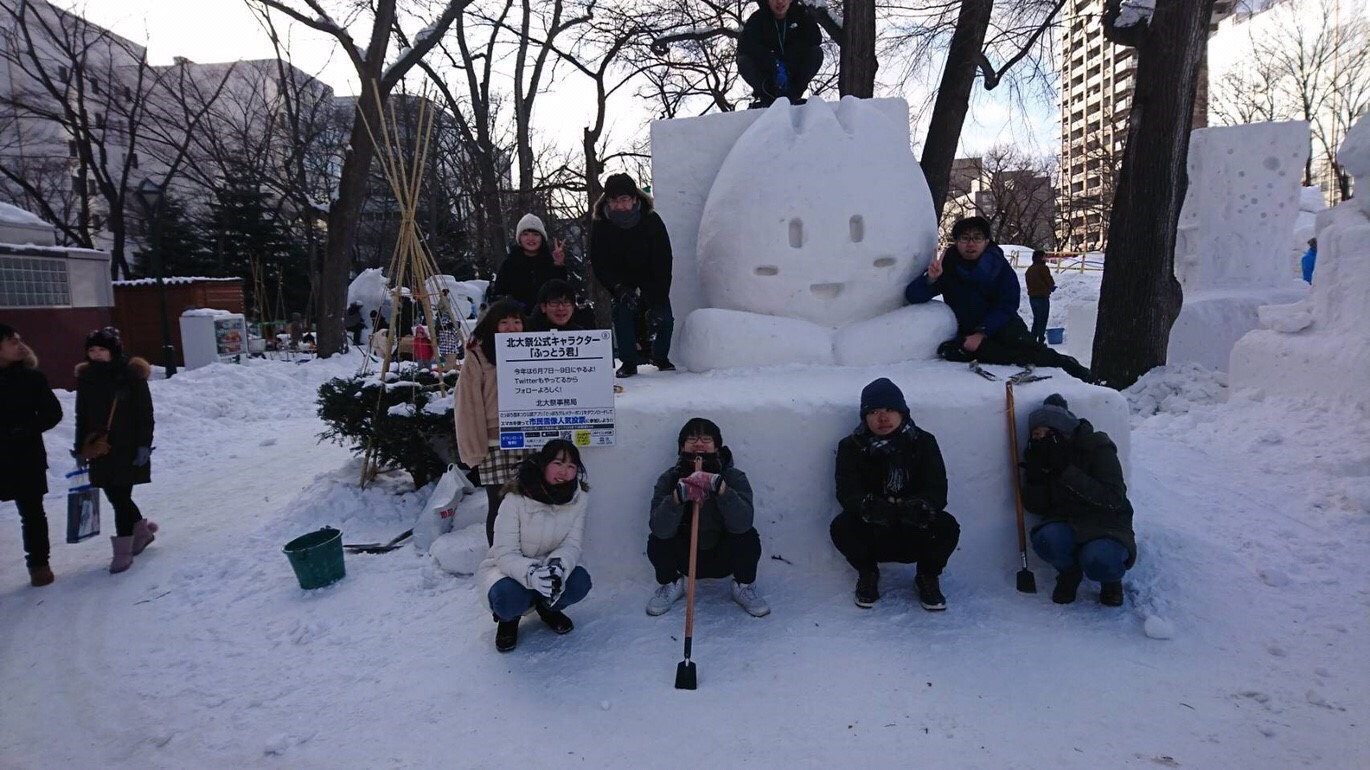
left=905, top=215, right=1095, bottom=383
left=1, top=323, right=63, bottom=587
left=590, top=171, right=676, bottom=377
left=644, top=417, right=769, bottom=617
left=830, top=378, right=961, bottom=610
left=488, top=212, right=582, bottom=314
left=1020, top=394, right=1136, bottom=607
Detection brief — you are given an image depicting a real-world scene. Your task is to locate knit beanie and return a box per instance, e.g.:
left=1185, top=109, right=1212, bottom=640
left=84, top=326, right=122, bottom=358
left=1029, top=393, right=1080, bottom=436
left=515, top=212, right=548, bottom=242
left=677, top=417, right=723, bottom=450
left=0, top=322, right=15, bottom=341
left=603, top=173, right=638, bottom=199
left=860, top=377, right=909, bottom=417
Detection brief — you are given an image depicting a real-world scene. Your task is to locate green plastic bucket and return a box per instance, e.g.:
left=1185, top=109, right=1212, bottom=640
left=283, top=527, right=345, bottom=589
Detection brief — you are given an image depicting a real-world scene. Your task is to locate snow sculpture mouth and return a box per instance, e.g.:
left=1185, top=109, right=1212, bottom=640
left=810, top=282, right=844, bottom=299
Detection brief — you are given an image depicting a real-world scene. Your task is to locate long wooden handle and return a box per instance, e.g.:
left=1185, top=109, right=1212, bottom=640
left=1006, top=383, right=1028, bottom=550
left=682, top=455, right=704, bottom=644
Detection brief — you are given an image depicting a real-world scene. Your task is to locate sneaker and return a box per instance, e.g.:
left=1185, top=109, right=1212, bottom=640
left=731, top=581, right=771, bottom=617
left=1099, top=580, right=1124, bottom=607
left=534, top=602, right=574, bottom=634
left=646, top=578, right=685, bottom=616
left=854, top=569, right=879, bottom=608
left=616, top=362, right=638, bottom=378
left=495, top=618, right=519, bottom=652
left=651, top=358, right=677, bottom=372
left=1052, top=568, right=1083, bottom=604
left=914, top=574, right=947, bottom=611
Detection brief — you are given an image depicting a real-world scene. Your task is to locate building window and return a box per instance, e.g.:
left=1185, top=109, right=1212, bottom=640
left=94, top=112, right=105, bottom=130
left=0, top=256, right=72, bottom=308
left=71, top=175, right=83, bottom=193
left=129, top=152, right=139, bottom=169
left=91, top=76, right=101, bottom=95
left=58, top=65, right=70, bottom=81
left=67, top=139, right=78, bottom=158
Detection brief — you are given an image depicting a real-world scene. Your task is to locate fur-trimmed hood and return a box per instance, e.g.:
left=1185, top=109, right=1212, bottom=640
left=2, top=342, right=39, bottom=370
left=75, top=356, right=152, bottom=381
left=591, top=183, right=655, bottom=221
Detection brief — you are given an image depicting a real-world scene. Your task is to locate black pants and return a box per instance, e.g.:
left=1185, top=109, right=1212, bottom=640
left=941, top=316, right=1093, bottom=383
left=102, top=485, right=143, bottom=537
left=829, top=509, right=961, bottom=576
left=484, top=485, right=504, bottom=547
left=647, top=528, right=762, bottom=585
left=12, top=494, right=50, bottom=569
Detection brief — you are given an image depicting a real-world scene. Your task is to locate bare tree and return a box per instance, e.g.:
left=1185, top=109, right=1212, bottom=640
left=943, top=144, right=1055, bottom=246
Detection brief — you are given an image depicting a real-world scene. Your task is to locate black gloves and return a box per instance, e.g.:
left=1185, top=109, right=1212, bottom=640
left=896, top=498, right=937, bottom=529
left=1024, top=432, right=1071, bottom=480
left=861, top=497, right=936, bottom=529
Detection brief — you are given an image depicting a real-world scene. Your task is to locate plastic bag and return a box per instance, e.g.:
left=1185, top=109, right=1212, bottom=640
left=412, top=465, right=476, bottom=552
left=65, top=465, right=101, bottom=543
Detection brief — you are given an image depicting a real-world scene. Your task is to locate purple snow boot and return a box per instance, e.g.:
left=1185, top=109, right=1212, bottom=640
left=131, top=519, right=158, bottom=556
left=109, top=536, right=134, bottom=574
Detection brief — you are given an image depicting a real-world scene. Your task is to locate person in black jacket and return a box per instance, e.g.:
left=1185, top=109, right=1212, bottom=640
left=831, top=378, right=961, bottom=611
left=590, top=173, right=675, bottom=377
left=0, top=323, right=63, bottom=587
left=737, top=0, right=824, bottom=107
left=1022, top=394, right=1136, bottom=607
left=489, top=213, right=579, bottom=314
left=74, top=327, right=159, bottom=574
left=528, top=280, right=589, bottom=332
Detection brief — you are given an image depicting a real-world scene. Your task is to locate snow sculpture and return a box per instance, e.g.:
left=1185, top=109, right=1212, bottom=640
left=674, top=97, right=955, bottom=370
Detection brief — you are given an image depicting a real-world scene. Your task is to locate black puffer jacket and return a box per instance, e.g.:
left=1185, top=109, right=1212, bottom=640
left=1022, top=419, right=1136, bottom=566
left=74, top=356, right=155, bottom=488
left=649, top=447, right=754, bottom=550
left=737, top=0, right=824, bottom=100
left=835, top=422, right=948, bottom=514
left=489, top=242, right=581, bottom=313
left=589, top=188, right=673, bottom=307
left=0, top=345, right=62, bottom=500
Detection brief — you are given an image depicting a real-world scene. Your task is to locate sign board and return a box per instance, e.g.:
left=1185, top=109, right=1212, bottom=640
left=496, top=329, right=615, bottom=449
left=214, top=316, right=247, bottom=358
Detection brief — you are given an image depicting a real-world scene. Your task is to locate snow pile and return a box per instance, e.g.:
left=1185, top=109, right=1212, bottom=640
left=0, top=201, right=50, bottom=227
left=1123, top=363, right=1228, bottom=421
left=1113, top=0, right=1156, bottom=28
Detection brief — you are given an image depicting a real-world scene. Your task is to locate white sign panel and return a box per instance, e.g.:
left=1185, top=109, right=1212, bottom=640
left=496, top=329, right=615, bottom=449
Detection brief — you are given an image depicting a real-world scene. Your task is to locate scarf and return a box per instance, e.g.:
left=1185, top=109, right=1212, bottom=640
left=853, top=420, right=918, bottom=497
left=606, top=201, right=641, bottom=229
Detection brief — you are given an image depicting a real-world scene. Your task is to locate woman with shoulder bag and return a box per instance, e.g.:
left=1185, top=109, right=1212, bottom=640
left=0, top=323, right=63, bottom=586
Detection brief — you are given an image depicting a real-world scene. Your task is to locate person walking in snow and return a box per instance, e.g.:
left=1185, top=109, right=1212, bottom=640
left=906, top=216, right=1094, bottom=383
left=590, top=172, right=675, bottom=378
left=830, top=378, right=961, bottom=610
left=1021, top=394, right=1135, bottom=607
left=0, top=323, right=63, bottom=587
left=644, top=418, right=770, bottom=618
left=488, top=213, right=579, bottom=314
left=736, top=0, right=824, bottom=108
left=478, top=439, right=593, bottom=652
left=1025, top=249, right=1055, bottom=344
left=455, top=300, right=533, bottom=546
left=74, top=327, right=159, bottom=574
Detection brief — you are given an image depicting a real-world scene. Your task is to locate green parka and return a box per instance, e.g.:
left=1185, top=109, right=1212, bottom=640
left=1022, top=419, right=1136, bottom=566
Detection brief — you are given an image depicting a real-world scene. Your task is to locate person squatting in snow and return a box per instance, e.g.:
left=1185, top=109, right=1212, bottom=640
left=906, top=216, right=1095, bottom=384
left=736, top=0, right=824, bottom=108
left=590, top=172, right=676, bottom=378
left=478, top=439, right=593, bottom=653
left=0, top=323, right=63, bottom=587
left=74, top=327, right=160, bottom=575
left=645, top=418, right=771, bottom=618
left=1021, top=394, right=1136, bottom=607
left=454, top=300, right=534, bottom=546
left=831, top=378, right=961, bottom=611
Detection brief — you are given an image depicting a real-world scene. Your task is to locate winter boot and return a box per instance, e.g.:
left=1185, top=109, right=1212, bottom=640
left=615, top=362, right=637, bottom=378
left=28, top=565, right=55, bottom=587
left=914, top=573, right=947, bottom=611
left=109, top=536, right=134, bottom=574
left=534, top=601, right=574, bottom=634
left=131, top=519, right=159, bottom=556
left=731, top=581, right=771, bottom=617
left=854, top=569, right=880, bottom=608
left=651, top=358, right=676, bottom=372
left=1052, top=567, right=1083, bottom=604
left=1099, top=581, right=1125, bottom=607
left=646, top=578, right=685, bottom=616
left=495, top=617, right=520, bottom=652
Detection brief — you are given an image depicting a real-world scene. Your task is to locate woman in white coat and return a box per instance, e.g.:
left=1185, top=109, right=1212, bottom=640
left=478, top=439, right=592, bottom=652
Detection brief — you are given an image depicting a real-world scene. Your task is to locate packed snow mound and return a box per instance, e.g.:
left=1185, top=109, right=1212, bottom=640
left=1339, top=112, right=1370, bottom=216
left=0, top=201, right=50, bottom=227
left=1124, top=363, right=1228, bottom=421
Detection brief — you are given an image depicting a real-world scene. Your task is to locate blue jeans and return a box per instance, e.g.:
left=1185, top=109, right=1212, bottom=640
left=488, top=566, right=592, bottom=621
left=1029, top=296, right=1050, bottom=344
left=612, top=297, right=673, bottom=364
left=1030, top=522, right=1128, bottom=582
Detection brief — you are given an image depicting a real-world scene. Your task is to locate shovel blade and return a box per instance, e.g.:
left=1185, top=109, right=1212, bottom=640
left=674, top=659, right=697, bottom=690
left=1017, top=568, right=1038, bottom=594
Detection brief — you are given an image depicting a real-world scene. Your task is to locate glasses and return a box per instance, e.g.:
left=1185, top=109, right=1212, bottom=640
left=956, top=235, right=987, bottom=244
left=543, top=300, right=573, bottom=308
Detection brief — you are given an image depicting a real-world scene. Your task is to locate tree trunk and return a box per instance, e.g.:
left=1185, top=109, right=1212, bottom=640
left=319, top=94, right=383, bottom=356
left=1092, top=0, right=1217, bottom=389
left=838, top=0, right=877, bottom=98
left=582, top=127, right=613, bottom=330
left=918, top=0, right=994, bottom=219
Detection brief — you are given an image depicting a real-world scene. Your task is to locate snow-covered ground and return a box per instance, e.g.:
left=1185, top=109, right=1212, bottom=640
left=3, top=291, right=1368, bottom=768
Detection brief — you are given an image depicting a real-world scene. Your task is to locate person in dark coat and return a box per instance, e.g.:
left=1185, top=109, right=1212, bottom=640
left=590, top=172, right=675, bottom=377
left=1021, top=394, right=1136, bottom=607
left=906, top=216, right=1094, bottom=383
left=1025, top=248, right=1055, bottom=344
left=737, top=0, right=824, bottom=108
left=74, top=327, right=159, bottom=574
left=645, top=418, right=769, bottom=618
left=344, top=301, right=365, bottom=346
left=489, top=213, right=580, bottom=313
left=528, top=279, right=589, bottom=332
left=830, top=378, right=960, bottom=611
left=0, top=323, right=63, bottom=586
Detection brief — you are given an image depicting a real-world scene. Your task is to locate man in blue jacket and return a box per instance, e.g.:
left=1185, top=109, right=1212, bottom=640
left=905, top=216, right=1094, bottom=383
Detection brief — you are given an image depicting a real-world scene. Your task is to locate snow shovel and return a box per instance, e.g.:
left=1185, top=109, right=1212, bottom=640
left=1005, top=383, right=1038, bottom=594
left=343, top=528, right=413, bottom=554
left=675, top=457, right=704, bottom=690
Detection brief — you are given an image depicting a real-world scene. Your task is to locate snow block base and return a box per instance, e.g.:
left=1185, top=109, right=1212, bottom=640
left=1168, top=286, right=1307, bottom=371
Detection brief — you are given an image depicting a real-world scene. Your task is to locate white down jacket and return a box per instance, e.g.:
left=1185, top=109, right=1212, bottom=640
left=477, top=486, right=588, bottom=596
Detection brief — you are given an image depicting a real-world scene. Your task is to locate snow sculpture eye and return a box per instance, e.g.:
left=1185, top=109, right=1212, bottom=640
left=849, top=215, right=864, bottom=243
left=788, top=218, right=803, bottom=249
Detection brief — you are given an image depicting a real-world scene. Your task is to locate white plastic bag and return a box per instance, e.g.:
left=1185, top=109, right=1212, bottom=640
left=412, top=465, right=476, bottom=552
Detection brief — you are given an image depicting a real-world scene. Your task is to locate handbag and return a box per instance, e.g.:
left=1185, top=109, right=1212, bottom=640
left=65, top=465, right=101, bottom=543
left=77, top=399, right=118, bottom=461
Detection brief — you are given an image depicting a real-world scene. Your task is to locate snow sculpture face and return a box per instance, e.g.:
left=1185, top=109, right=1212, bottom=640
left=697, top=98, right=938, bottom=326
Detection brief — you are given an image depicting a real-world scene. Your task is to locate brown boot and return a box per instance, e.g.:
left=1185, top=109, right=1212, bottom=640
left=110, top=536, right=134, bottom=573
left=131, top=519, right=158, bottom=555
left=29, top=565, right=55, bottom=587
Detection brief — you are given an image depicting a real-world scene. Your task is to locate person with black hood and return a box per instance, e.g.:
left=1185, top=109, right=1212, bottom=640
left=831, top=378, right=960, bottom=610
left=0, top=323, right=63, bottom=587
left=489, top=213, right=579, bottom=314
left=905, top=216, right=1094, bottom=383
left=74, top=327, right=159, bottom=574
left=645, top=418, right=769, bottom=617
left=590, top=172, right=675, bottom=378
left=1021, top=394, right=1135, bottom=607
left=737, top=0, right=824, bottom=108
left=344, top=301, right=365, bottom=346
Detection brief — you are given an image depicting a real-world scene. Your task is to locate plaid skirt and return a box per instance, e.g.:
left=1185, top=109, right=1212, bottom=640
left=480, top=446, right=533, bottom=486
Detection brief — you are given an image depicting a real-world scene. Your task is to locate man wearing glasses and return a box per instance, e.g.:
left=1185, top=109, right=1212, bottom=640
left=529, top=280, right=590, bottom=332
left=905, top=216, right=1095, bottom=383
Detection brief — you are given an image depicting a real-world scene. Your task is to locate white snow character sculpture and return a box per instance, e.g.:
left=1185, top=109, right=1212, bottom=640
left=676, top=97, right=955, bottom=371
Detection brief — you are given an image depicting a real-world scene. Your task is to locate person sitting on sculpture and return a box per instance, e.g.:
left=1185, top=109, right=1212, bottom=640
left=905, top=216, right=1095, bottom=383
left=737, top=0, right=824, bottom=108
